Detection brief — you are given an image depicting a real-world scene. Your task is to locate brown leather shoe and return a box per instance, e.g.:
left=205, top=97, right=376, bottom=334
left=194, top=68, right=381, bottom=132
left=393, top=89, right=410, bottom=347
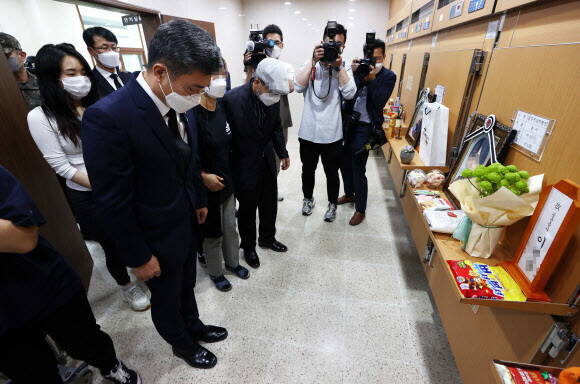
left=349, top=211, right=365, bottom=226
left=337, top=194, right=355, bottom=205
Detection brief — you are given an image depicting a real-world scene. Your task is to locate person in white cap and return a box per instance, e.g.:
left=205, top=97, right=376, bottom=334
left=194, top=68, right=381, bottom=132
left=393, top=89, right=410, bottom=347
left=222, top=58, right=290, bottom=269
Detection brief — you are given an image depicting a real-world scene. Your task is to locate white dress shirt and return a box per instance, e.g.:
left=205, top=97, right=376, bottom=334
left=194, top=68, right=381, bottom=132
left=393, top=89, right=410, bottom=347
left=280, top=60, right=295, bottom=81
left=27, top=106, right=90, bottom=191
left=294, top=60, right=357, bottom=144
left=353, top=85, right=371, bottom=124
left=136, top=71, right=187, bottom=143
left=96, top=65, right=124, bottom=90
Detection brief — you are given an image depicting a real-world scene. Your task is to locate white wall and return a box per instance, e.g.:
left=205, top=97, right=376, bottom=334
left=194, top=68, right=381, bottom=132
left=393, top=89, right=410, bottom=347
left=240, top=0, right=391, bottom=126
left=126, top=0, right=248, bottom=88
left=0, top=0, right=93, bottom=65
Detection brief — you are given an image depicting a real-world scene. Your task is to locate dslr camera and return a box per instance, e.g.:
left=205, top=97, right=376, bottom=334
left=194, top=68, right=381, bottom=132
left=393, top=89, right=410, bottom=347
left=321, top=20, right=342, bottom=63
left=354, top=126, right=388, bottom=159
left=356, top=31, right=377, bottom=79
left=244, top=28, right=275, bottom=68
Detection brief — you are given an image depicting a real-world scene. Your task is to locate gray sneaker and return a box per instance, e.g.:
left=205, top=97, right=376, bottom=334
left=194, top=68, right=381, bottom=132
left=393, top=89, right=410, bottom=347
left=302, top=198, right=315, bottom=216
left=324, top=203, right=337, bottom=222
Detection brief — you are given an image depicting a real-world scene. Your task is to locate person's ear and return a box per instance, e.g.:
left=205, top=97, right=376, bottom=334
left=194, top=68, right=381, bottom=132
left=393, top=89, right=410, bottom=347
left=281, top=42, right=284, bottom=50
left=87, top=47, right=96, bottom=58
left=152, top=63, right=167, bottom=83
left=19, top=51, right=27, bottom=64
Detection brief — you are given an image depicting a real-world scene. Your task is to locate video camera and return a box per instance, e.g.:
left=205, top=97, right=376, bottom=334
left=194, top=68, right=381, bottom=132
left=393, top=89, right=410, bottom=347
left=356, top=31, right=377, bottom=79
left=244, top=28, right=275, bottom=68
left=321, top=20, right=342, bottom=63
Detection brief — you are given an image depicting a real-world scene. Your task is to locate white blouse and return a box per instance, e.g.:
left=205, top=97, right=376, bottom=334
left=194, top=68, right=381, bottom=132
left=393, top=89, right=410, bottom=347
left=27, top=106, right=90, bottom=192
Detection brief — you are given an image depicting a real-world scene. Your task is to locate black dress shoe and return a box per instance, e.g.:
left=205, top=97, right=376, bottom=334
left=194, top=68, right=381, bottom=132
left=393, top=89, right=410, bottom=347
left=258, top=240, right=288, bottom=252
left=198, top=325, right=228, bottom=343
left=244, top=249, right=260, bottom=268
left=172, top=346, right=217, bottom=369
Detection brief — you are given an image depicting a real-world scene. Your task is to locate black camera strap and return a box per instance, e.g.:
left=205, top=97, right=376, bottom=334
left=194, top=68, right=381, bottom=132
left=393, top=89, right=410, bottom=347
left=311, top=64, right=333, bottom=100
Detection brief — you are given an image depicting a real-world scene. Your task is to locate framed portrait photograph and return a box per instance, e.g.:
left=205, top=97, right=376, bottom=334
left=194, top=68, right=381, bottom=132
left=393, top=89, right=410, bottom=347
left=444, top=113, right=516, bottom=206
left=405, top=88, right=434, bottom=148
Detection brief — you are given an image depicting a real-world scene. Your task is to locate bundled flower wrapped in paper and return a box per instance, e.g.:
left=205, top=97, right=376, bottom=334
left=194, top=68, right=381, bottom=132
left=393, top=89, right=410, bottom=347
left=448, top=163, right=544, bottom=258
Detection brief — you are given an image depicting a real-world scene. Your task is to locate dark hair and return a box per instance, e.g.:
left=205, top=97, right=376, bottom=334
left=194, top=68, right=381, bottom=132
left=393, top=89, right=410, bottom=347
left=148, top=19, right=222, bottom=77
left=264, top=24, right=283, bottom=42
left=36, top=43, right=99, bottom=146
left=83, top=27, right=118, bottom=48
left=323, top=23, right=347, bottom=43
left=368, top=38, right=386, bottom=57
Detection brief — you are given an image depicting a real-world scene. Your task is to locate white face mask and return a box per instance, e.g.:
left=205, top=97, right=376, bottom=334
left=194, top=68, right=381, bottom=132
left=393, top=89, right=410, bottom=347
left=96, top=50, right=121, bottom=69
left=259, top=89, right=280, bottom=106
left=206, top=78, right=227, bottom=99
left=159, top=71, right=201, bottom=113
left=60, top=76, right=92, bottom=99
left=375, top=63, right=383, bottom=73
left=266, top=45, right=282, bottom=59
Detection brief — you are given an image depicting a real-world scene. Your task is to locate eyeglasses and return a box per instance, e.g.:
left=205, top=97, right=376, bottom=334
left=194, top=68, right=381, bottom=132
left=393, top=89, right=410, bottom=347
left=93, top=46, right=120, bottom=53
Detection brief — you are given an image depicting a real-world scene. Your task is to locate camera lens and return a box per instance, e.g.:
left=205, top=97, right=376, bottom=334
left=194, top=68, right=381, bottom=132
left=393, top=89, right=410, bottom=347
left=358, top=63, right=370, bottom=78
left=323, top=45, right=339, bottom=63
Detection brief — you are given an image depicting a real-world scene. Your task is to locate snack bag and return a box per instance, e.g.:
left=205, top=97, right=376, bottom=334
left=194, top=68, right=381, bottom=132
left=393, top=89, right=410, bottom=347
left=507, top=367, right=547, bottom=384
left=446, top=261, right=526, bottom=301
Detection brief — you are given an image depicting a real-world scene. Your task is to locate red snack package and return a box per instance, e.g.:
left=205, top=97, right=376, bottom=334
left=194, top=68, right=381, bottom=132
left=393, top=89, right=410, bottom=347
left=507, top=366, right=547, bottom=384
left=446, top=260, right=503, bottom=300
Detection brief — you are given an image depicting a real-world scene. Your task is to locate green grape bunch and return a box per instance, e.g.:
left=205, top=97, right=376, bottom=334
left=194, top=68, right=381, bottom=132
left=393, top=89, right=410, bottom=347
left=460, top=163, right=530, bottom=197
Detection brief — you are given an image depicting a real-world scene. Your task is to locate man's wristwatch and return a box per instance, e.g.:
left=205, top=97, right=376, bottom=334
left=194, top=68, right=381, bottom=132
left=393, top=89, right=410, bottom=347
left=333, top=65, right=342, bottom=72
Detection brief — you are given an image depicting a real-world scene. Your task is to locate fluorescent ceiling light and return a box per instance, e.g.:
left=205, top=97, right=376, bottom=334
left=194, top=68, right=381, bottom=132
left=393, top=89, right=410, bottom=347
left=284, top=1, right=292, bottom=4
left=349, top=9, right=356, bottom=12
left=294, top=10, right=301, bottom=14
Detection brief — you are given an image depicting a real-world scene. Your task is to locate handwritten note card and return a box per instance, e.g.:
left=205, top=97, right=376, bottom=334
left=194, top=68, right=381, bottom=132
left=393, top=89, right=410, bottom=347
left=512, top=110, right=551, bottom=154
left=518, top=188, right=573, bottom=282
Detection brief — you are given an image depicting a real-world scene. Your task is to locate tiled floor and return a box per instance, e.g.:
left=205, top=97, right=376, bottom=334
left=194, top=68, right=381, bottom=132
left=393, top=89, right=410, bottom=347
left=86, top=129, right=462, bottom=383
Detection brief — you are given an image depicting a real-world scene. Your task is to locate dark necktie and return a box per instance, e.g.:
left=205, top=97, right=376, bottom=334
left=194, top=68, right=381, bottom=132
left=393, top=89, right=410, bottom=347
left=166, top=109, right=181, bottom=139
left=110, top=73, right=122, bottom=90
left=166, top=109, right=191, bottom=171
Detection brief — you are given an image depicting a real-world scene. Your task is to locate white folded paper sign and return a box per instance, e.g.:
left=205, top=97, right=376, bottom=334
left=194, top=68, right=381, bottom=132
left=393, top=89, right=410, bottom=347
left=424, top=210, right=466, bottom=234
left=419, top=102, right=449, bottom=166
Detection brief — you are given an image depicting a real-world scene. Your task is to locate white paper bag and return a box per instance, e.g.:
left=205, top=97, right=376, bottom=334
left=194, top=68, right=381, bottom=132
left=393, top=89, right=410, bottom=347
left=419, top=102, right=449, bottom=166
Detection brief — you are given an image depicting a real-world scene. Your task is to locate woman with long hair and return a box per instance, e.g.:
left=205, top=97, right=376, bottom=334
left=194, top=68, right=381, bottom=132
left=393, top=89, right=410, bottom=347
left=27, top=43, right=150, bottom=311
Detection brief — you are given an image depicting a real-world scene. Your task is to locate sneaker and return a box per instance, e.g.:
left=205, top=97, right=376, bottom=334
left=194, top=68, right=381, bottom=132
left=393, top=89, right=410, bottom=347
left=277, top=194, right=284, bottom=202
left=198, top=252, right=207, bottom=268
left=210, top=275, right=232, bottom=292
left=122, top=283, right=151, bottom=312
left=302, top=198, right=315, bottom=216
left=324, top=203, right=337, bottom=222
left=103, top=360, right=141, bottom=384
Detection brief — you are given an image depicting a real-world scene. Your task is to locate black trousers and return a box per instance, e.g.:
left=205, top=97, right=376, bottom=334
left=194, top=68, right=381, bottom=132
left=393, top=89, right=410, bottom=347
left=299, top=138, right=343, bottom=204
left=66, top=188, right=131, bottom=286
left=145, top=252, right=207, bottom=354
left=0, top=290, right=118, bottom=384
left=236, top=161, right=277, bottom=251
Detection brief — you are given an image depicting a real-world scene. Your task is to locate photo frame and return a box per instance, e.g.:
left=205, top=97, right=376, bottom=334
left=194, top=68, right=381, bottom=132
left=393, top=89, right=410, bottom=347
left=405, top=88, right=435, bottom=148
left=500, top=180, right=580, bottom=302
left=444, top=113, right=516, bottom=207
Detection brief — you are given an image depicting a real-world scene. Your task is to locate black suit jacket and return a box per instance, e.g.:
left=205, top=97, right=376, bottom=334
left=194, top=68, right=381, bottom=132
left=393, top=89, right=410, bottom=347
left=92, top=67, right=133, bottom=98
left=221, top=81, right=289, bottom=192
left=82, top=74, right=207, bottom=269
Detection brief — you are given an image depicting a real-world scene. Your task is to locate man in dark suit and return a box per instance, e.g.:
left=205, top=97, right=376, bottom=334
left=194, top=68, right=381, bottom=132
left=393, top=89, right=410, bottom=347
left=222, top=58, right=290, bottom=269
left=82, top=20, right=226, bottom=369
left=83, top=27, right=132, bottom=98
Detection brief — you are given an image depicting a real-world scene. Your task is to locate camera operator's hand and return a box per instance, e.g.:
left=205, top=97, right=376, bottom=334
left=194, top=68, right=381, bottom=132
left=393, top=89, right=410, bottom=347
left=244, top=51, right=252, bottom=66
left=281, top=158, right=290, bottom=171
left=330, top=54, right=343, bottom=68
left=351, top=58, right=360, bottom=73
left=312, top=42, right=324, bottom=64
left=364, top=65, right=376, bottom=82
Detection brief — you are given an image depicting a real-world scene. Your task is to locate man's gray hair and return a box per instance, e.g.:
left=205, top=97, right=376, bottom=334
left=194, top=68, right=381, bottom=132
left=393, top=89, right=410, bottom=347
left=148, top=19, right=222, bottom=76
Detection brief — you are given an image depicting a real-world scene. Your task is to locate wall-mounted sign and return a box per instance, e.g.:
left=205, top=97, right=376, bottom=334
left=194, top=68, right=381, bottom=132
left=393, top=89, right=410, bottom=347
left=122, top=14, right=142, bottom=26
left=468, top=0, right=486, bottom=13
left=510, top=109, right=556, bottom=162
left=449, top=1, right=464, bottom=19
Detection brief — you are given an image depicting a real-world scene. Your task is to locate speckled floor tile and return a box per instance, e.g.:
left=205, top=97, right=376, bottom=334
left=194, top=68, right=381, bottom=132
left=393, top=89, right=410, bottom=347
left=219, top=285, right=287, bottom=340
left=299, top=230, right=347, bottom=260
left=290, top=257, right=346, bottom=297
left=343, top=300, right=413, bottom=360
left=344, top=233, right=398, bottom=265
left=344, top=261, right=402, bottom=304
left=235, top=251, right=297, bottom=290
left=343, top=354, right=429, bottom=384
left=277, top=291, right=345, bottom=352
left=265, top=342, right=343, bottom=384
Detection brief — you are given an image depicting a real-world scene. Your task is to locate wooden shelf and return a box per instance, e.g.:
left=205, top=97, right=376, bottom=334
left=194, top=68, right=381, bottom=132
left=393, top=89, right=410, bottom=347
left=405, top=181, right=577, bottom=316
left=386, top=135, right=449, bottom=171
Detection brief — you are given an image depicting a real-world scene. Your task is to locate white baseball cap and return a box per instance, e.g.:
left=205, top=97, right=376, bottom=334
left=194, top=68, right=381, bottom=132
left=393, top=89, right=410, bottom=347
left=255, top=58, right=290, bottom=95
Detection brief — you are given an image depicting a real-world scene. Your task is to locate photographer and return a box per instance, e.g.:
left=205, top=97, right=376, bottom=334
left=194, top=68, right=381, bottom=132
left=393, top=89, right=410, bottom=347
left=294, top=21, right=356, bottom=222
left=338, top=38, right=396, bottom=225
